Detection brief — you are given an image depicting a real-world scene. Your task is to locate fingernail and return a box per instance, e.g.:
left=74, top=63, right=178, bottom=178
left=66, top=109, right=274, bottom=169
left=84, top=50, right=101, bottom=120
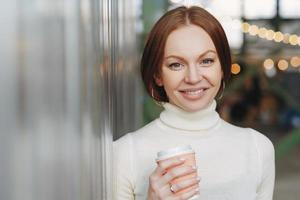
left=179, top=158, right=185, bottom=161
left=196, top=176, right=201, bottom=181
left=195, top=188, right=200, bottom=192
left=192, top=165, right=197, bottom=170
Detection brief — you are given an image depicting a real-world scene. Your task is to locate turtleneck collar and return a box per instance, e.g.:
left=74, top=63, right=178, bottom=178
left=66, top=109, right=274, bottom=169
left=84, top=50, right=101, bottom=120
left=159, top=100, right=220, bottom=131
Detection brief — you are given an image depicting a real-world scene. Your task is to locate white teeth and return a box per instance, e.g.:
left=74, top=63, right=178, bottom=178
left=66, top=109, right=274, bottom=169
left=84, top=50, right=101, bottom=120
left=184, top=89, right=203, bottom=95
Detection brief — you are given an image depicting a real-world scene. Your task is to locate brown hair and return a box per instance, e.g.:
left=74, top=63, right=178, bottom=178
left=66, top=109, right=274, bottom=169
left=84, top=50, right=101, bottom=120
left=141, top=6, right=232, bottom=102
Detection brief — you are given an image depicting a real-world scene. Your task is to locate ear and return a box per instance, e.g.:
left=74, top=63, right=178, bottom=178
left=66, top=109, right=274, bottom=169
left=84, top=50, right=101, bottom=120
left=154, top=74, right=163, bottom=86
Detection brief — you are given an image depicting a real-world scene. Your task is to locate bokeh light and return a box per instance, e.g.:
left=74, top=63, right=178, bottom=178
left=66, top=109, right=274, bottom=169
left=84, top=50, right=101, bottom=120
left=242, top=22, right=250, bottom=33
left=283, top=33, right=290, bottom=44
left=258, top=28, right=267, bottom=38
left=266, top=30, right=275, bottom=40
left=274, top=31, right=284, bottom=42
left=249, top=25, right=259, bottom=36
left=278, top=59, right=289, bottom=70
left=289, top=34, right=298, bottom=45
left=263, top=58, right=274, bottom=70
left=265, top=66, right=277, bottom=77
left=290, top=56, right=300, bottom=67
left=231, top=63, right=241, bottom=74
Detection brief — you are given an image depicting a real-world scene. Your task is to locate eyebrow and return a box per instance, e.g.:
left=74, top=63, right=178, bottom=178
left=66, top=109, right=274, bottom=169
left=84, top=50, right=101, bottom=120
left=164, top=50, right=217, bottom=61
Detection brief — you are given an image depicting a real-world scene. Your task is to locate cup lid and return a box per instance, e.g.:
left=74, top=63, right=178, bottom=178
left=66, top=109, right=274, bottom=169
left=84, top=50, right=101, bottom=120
left=156, top=145, right=194, bottom=161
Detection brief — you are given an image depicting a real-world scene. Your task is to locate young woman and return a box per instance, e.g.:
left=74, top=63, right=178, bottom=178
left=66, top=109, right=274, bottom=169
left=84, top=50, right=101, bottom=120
left=113, top=6, right=275, bottom=200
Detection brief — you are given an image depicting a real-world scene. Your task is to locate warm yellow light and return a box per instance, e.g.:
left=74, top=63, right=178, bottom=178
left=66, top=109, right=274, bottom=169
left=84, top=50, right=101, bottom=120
left=283, top=34, right=290, bottom=44
left=249, top=25, right=259, bottom=36
left=266, top=30, right=275, bottom=40
left=290, top=56, right=300, bottom=67
left=263, top=59, right=274, bottom=70
left=274, top=32, right=284, bottom=42
left=289, top=34, right=298, bottom=45
left=258, top=28, right=267, bottom=38
left=231, top=63, right=241, bottom=75
left=242, top=22, right=300, bottom=46
left=242, top=22, right=250, bottom=33
left=278, top=59, right=289, bottom=71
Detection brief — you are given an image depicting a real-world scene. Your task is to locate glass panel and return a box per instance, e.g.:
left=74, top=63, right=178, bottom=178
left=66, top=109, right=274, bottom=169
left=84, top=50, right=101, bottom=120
left=222, top=19, right=243, bottom=49
left=280, top=0, right=300, bottom=18
left=244, top=0, right=276, bottom=19
left=208, top=0, right=241, bottom=17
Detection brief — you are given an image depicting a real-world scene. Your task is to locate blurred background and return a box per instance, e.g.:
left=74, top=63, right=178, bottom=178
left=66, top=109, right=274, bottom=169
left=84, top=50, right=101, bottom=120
left=0, top=0, right=299, bottom=200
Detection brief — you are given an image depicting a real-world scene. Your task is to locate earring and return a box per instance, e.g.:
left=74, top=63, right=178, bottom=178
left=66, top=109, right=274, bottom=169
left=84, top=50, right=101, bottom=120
left=217, top=80, right=226, bottom=100
left=151, top=88, right=163, bottom=107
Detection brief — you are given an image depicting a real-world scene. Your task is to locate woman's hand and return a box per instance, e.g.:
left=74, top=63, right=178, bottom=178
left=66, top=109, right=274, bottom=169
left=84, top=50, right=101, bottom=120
left=147, top=157, right=200, bottom=200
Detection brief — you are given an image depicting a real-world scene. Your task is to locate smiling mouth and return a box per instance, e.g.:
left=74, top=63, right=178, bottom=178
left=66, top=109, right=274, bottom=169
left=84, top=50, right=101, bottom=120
left=179, top=88, right=208, bottom=99
left=179, top=88, right=207, bottom=94
left=181, top=89, right=204, bottom=95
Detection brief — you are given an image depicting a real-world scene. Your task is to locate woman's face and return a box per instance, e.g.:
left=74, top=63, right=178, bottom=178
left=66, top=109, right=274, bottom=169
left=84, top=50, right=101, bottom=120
left=155, top=24, right=223, bottom=112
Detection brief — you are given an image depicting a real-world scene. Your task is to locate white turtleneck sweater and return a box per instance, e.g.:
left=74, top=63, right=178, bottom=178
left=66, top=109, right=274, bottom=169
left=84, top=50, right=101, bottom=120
left=113, top=100, right=275, bottom=200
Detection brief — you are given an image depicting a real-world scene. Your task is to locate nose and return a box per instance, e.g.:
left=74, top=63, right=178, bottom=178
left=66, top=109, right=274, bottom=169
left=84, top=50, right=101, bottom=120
left=184, top=64, right=202, bottom=84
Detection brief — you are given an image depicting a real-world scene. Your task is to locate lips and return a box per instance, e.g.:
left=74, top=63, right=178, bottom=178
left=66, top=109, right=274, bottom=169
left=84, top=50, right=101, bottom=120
left=179, top=87, right=208, bottom=93
left=179, top=87, right=208, bottom=100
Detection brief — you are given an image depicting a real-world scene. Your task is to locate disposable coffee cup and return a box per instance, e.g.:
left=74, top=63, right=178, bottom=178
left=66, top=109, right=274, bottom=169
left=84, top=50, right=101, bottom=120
left=156, top=145, right=200, bottom=200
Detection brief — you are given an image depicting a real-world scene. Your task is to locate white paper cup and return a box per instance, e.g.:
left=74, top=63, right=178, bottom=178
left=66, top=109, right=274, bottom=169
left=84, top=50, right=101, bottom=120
left=156, top=145, right=200, bottom=199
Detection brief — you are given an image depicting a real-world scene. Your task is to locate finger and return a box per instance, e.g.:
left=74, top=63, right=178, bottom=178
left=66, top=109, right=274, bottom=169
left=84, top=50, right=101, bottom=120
left=148, top=162, right=189, bottom=190
left=153, top=183, right=175, bottom=199
left=155, top=165, right=197, bottom=189
left=160, top=165, right=197, bottom=186
left=169, top=176, right=201, bottom=193
left=156, top=175, right=200, bottom=197
left=149, top=158, right=184, bottom=183
left=174, top=184, right=200, bottom=200
left=156, top=157, right=186, bottom=174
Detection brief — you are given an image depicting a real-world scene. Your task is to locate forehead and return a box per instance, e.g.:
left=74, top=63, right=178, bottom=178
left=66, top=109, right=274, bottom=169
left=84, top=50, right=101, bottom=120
left=164, top=24, right=216, bottom=57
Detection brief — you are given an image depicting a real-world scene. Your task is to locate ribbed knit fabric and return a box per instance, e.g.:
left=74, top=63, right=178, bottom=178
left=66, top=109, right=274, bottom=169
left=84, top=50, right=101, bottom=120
left=113, top=100, right=275, bottom=200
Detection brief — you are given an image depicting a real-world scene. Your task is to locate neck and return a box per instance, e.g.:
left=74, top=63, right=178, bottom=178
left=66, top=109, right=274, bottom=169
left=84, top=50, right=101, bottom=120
left=159, top=100, right=220, bottom=131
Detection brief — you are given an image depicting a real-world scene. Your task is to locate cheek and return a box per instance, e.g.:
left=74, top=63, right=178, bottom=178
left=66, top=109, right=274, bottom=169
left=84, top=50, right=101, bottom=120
left=162, top=72, right=184, bottom=90
left=208, top=65, right=222, bottom=84
left=202, top=71, right=222, bottom=86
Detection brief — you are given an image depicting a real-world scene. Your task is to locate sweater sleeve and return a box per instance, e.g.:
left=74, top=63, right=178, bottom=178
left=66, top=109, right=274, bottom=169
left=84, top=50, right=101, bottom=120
left=113, top=133, right=136, bottom=200
left=252, top=129, right=275, bottom=200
